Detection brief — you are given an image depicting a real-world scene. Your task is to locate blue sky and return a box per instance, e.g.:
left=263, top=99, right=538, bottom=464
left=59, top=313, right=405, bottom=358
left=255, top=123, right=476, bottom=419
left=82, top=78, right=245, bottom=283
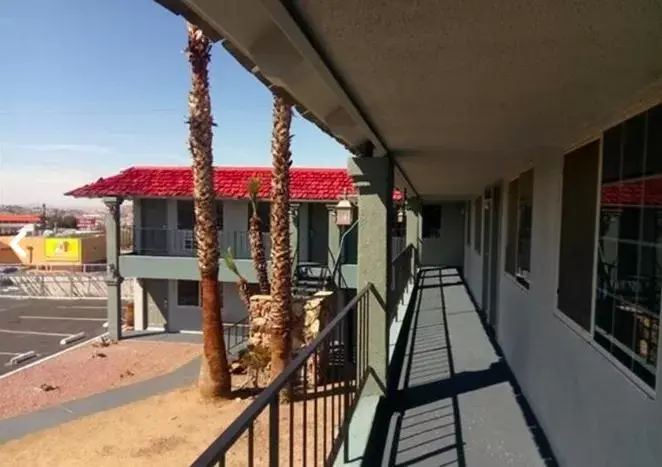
left=0, top=0, right=350, bottom=207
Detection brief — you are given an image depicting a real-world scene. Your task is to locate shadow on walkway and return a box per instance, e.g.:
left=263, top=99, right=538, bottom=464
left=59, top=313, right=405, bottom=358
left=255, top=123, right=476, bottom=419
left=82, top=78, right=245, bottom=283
left=364, top=267, right=558, bottom=467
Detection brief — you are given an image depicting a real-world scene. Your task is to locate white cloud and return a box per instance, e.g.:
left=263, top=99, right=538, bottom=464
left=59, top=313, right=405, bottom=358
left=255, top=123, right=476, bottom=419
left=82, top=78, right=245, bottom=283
left=0, top=166, right=106, bottom=207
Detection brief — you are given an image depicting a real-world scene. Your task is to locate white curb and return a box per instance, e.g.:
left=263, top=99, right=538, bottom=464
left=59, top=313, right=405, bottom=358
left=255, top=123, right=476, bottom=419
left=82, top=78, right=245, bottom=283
left=60, top=332, right=86, bottom=346
left=0, top=332, right=108, bottom=381
left=8, top=351, right=37, bottom=366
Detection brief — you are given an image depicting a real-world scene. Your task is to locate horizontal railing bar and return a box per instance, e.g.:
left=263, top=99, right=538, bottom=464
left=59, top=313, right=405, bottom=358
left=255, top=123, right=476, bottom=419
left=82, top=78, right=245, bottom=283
left=193, top=283, right=372, bottom=466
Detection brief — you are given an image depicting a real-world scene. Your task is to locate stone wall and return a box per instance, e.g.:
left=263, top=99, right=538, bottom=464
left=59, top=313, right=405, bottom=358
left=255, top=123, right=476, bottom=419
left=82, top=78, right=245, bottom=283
left=248, top=290, right=335, bottom=351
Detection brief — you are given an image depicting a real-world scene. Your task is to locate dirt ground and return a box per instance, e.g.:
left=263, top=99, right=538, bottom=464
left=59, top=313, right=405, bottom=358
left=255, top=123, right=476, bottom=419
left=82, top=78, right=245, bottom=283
left=0, top=380, right=351, bottom=467
left=0, top=338, right=201, bottom=420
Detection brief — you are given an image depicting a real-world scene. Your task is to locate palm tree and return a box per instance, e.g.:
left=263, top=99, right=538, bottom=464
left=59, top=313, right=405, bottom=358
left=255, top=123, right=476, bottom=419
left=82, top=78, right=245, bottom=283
left=269, top=94, right=294, bottom=381
left=186, top=23, right=231, bottom=398
left=247, top=177, right=270, bottom=294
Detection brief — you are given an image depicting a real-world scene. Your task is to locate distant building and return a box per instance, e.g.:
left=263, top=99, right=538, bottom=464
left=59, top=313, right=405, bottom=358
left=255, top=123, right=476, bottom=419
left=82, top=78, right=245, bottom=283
left=76, top=214, right=104, bottom=231
left=0, top=213, right=40, bottom=235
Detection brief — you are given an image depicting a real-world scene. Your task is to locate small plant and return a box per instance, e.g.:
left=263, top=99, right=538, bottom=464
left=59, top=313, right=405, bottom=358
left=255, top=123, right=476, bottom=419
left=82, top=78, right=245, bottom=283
left=238, top=343, right=271, bottom=388
left=223, top=248, right=252, bottom=311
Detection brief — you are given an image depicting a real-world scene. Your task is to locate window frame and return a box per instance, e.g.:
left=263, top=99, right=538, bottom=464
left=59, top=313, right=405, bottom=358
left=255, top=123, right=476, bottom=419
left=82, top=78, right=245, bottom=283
left=176, top=280, right=201, bottom=307
left=585, top=105, right=661, bottom=392
left=504, top=169, right=534, bottom=289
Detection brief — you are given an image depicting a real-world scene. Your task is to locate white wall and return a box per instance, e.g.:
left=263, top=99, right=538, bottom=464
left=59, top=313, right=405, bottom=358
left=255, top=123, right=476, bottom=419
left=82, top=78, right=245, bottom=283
left=465, top=154, right=662, bottom=466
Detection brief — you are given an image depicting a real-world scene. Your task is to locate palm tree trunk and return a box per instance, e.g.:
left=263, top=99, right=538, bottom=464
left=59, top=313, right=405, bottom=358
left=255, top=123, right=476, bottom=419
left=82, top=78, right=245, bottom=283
left=186, top=22, right=231, bottom=399
left=247, top=178, right=270, bottom=295
left=249, top=214, right=271, bottom=294
left=269, top=94, right=293, bottom=381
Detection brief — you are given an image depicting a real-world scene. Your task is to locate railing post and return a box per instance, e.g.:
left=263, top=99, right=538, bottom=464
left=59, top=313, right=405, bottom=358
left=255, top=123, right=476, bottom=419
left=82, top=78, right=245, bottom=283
left=269, top=397, right=279, bottom=466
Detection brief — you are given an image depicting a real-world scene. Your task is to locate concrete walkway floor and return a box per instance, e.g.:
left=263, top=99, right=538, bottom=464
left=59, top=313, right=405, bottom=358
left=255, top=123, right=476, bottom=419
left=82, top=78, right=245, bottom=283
left=368, top=267, right=558, bottom=467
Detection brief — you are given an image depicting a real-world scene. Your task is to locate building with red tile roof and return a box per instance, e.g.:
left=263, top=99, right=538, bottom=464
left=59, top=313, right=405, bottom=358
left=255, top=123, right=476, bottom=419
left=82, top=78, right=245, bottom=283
left=65, top=166, right=402, bottom=202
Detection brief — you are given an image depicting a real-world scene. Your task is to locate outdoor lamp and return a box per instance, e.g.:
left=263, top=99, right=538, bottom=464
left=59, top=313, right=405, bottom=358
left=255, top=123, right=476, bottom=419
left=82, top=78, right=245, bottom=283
left=334, top=198, right=354, bottom=226
left=396, top=198, right=406, bottom=223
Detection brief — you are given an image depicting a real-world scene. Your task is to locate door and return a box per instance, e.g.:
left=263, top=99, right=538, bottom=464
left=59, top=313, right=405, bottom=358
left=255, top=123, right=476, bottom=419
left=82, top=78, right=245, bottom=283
left=308, top=204, right=329, bottom=264
left=481, top=190, right=492, bottom=313
left=488, top=185, right=502, bottom=327
left=480, top=185, right=502, bottom=328
left=421, top=204, right=442, bottom=265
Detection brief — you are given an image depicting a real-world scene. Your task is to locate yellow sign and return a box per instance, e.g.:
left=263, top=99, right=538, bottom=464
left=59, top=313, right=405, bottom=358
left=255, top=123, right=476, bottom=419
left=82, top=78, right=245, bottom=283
left=44, top=238, right=81, bottom=262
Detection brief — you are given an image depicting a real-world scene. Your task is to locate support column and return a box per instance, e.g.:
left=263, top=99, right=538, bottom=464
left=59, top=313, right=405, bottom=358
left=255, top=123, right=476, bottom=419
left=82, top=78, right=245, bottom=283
left=348, top=155, right=393, bottom=396
left=406, top=197, right=422, bottom=270
left=327, top=204, right=340, bottom=267
left=133, top=278, right=147, bottom=331
left=290, top=203, right=300, bottom=263
left=104, top=197, right=124, bottom=341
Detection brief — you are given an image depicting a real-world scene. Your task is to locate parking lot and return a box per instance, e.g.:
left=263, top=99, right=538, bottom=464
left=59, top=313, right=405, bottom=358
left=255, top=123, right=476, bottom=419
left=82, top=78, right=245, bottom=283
left=0, top=298, right=107, bottom=375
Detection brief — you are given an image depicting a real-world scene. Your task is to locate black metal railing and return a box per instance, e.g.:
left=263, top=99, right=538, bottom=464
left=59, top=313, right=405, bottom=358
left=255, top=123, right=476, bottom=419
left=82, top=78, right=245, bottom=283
left=192, top=285, right=373, bottom=467
left=225, top=316, right=250, bottom=352
left=390, top=243, right=414, bottom=325
left=131, top=228, right=270, bottom=260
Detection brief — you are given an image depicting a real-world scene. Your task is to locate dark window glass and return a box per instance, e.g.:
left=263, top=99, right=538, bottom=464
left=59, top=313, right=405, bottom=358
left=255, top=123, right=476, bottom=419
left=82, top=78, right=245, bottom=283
left=595, top=106, right=660, bottom=389
left=474, top=197, right=482, bottom=254
left=177, top=280, right=199, bottom=306
left=177, top=200, right=195, bottom=230
left=557, top=141, right=600, bottom=331
left=505, top=179, right=519, bottom=275
left=602, top=125, right=622, bottom=183
left=622, top=113, right=646, bottom=180
left=646, top=104, right=662, bottom=175
left=249, top=202, right=271, bottom=233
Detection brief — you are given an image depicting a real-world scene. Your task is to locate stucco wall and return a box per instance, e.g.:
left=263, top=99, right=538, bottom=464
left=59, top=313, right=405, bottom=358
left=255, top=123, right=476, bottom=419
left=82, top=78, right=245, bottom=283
left=465, top=154, right=662, bottom=466
left=165, top=280, right=248, bottom=332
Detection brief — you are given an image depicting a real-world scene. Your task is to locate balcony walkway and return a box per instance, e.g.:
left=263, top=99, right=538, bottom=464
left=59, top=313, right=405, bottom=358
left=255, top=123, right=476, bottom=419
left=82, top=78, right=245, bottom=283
left=367, top=267, right=558, bottom=466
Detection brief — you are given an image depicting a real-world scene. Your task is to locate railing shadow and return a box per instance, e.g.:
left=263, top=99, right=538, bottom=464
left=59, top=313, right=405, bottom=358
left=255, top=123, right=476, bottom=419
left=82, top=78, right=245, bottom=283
left=366, top=266, right=559, bottom=466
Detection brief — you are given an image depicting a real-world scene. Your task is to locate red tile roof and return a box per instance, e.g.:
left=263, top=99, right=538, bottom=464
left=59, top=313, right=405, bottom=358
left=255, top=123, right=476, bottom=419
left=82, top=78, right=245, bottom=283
left=0, top=213, right=41, bottom=224
left=66, top=166, right=402, bottom=202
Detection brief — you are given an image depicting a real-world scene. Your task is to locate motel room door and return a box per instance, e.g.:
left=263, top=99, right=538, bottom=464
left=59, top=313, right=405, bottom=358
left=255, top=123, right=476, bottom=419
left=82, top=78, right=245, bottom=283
left=481, top=184, right=502, bottom=329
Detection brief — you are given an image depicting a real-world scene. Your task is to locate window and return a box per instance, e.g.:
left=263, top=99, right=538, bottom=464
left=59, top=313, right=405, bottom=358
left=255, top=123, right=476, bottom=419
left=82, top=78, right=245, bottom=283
left=177, top=200, right=195, bottom=230
left=557, top=141, right=600, bottom=331
left=593, top=104, right=661, bottom=389
left=422, top=204, right=442, bottom=238
left=466, top=201, right=472, bottom=246
left=473, top=197, right=482, bottom=254
left=249, top=202, right=270, bottom=233
left=177, top=200, right=224, bottom=230
left=177, top=280, right=200, bottom=306
left=504, top=170, right=534, bottom=288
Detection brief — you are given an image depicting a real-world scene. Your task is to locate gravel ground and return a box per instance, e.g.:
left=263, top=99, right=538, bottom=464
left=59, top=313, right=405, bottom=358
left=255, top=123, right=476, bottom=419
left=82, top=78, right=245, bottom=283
left=0, top=339, right=201, bottom=421
left=0, top=381, right=345, bottom=467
